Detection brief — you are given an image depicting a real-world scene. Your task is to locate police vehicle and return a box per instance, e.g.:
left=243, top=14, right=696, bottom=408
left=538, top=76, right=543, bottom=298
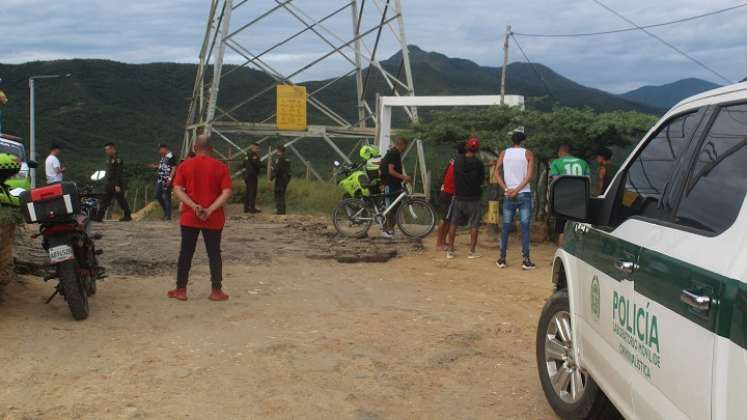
left=537, top=82, right=747, bottom=419
left=0, top=135, right=31, bottom=206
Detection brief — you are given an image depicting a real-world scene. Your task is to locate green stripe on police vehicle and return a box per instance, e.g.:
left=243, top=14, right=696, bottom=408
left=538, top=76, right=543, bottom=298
left=563, top=222, right=747, bottom=351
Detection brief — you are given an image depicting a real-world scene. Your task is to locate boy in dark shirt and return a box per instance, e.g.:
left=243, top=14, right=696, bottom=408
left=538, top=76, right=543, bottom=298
left=446, top=137, right=485, bottom=259
left=380, top=137, right=411, bottom=238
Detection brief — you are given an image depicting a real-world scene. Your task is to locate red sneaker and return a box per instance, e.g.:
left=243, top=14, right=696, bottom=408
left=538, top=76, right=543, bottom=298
left=208, top=289, right=229, bottom=301
left=167, top=288, right=188, bottom=301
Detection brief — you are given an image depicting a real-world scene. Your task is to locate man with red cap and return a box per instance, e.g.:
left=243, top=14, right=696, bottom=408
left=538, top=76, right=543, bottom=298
left=168, top=134, right=233, bottom=301
left=446, top=136, right=485, bottom=259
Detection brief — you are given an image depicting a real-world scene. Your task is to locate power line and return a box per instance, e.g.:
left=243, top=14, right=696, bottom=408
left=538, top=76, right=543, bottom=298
left=589, top=0, right=733, bottom=84
left=510, top=34, right=557, bottom=102
left=513, top=2, right=747, bottom=38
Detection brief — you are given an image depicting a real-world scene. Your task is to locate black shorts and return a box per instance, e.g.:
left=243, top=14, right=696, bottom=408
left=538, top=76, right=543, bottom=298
left=439, top=191, right=454, bottom=221
left=555, top=217, right=568, bottom=234
left=450, top=199, right=482, bottom=229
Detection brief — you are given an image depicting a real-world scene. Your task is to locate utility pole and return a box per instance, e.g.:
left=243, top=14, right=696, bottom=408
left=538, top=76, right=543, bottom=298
left=500, top=25, right=512, bottom=105
left=29, top=74, right=71, bottom=188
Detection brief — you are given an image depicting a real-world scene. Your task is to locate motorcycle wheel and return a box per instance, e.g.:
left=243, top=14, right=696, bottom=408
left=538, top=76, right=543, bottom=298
left=332, top=198, right=373, bottom=239
left=59, top=260, right=89, bottom=320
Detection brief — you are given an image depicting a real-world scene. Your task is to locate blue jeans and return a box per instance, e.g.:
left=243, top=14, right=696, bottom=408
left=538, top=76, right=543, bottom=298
left=155, top=181, right=172, bottom=220
left=500, top=192, right=532, bottom=258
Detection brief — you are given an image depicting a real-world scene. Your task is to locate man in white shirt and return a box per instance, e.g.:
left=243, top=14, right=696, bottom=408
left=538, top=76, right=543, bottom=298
left=45, top=144, right=64, bottom=184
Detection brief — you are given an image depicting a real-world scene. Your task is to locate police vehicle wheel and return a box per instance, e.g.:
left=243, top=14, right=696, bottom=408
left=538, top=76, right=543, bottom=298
left=59, top=260, right=90, bottom=321
left=536, top=289, right=617, bottom=419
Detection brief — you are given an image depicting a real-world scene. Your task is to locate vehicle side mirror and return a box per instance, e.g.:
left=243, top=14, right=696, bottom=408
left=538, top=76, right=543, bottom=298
left=549, top=176, right=590, bottom=222
left=26, top=160, right=38, bottom=169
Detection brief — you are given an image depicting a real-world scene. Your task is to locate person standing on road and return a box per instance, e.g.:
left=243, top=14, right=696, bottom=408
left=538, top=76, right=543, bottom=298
left=380, top=137, right=411, bottom=239
left=549, top=144, right=591, bottom=245
left=271, top=145, right=291, bottom=215
left=243, top=143, right=262, bottom=214
left=147, top=144, right=177, bottom=221
left=595, top=147, right=615, bottom=196
left=96, top=143, right=132, bottom=222
left=446, top=137, right=485, bottom=259
left=435, top=141, right=465, bottom=251
left=44, top=144, right=64, bottom=184
left=495, top=131, right=535, bottom=270
left=168, top=134, right=232, bottom=302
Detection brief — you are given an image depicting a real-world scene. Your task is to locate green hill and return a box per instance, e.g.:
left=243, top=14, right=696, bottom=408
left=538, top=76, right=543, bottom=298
left=0, top=46, right=660, bottom=181
left=620, top=78, right=721, bottom=110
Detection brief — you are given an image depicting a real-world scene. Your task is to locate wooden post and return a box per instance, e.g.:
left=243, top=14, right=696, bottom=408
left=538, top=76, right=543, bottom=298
left=500, top=25, right=511, bottom=105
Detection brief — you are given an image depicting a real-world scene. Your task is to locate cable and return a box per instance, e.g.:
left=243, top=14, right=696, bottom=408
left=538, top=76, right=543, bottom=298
left=590, top=0, right=733, bottom=84
left=513, top=2, right=747, bottom=38
left=510, top=34, right=557, bottom=102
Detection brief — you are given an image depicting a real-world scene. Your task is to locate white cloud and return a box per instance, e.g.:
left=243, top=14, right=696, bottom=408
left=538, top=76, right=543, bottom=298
left=0, top=0, right=745, bottom=92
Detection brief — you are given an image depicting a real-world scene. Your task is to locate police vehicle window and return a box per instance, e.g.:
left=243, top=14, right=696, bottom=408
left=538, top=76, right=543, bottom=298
left=675, top=104, right=747, bottom=234
left=617, top=111, right=701, bottom=222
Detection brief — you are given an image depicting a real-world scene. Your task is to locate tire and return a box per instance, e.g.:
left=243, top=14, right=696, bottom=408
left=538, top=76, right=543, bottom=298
left=536, top=289, right=618, bottom=419
left=59, top=260, right=89, bottom=320
left=332, top=198, right=373, bottom=239
left=395, top=198, right=436, bottom=239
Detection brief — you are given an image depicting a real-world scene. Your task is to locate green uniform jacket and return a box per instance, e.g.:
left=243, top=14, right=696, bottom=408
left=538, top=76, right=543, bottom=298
left=271, top=156, right=291, bottom=186
left=105, top=154, right=126, bottom=187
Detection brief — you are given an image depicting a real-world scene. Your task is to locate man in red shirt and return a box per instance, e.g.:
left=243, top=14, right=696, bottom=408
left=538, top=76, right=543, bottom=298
left=168, top=135, right=233, bottom=301
left=435, top=141, right=465, bottom=250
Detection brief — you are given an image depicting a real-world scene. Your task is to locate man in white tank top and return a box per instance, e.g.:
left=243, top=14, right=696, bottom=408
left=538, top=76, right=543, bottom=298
left=494, top=131, right=536, bottom=270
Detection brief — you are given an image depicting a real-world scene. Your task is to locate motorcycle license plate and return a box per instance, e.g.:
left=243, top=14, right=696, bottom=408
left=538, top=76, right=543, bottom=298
left=49, top=245, right=74, bottom=264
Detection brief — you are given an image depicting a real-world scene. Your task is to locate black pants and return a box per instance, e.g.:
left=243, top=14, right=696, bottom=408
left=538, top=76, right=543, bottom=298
left=244, top=176, right=258, bottom=212
left=274, top=182, right=288, bottom=214
left=100, top=184, right=131, bottom=218
left=176, top=226, right=223, bottom=290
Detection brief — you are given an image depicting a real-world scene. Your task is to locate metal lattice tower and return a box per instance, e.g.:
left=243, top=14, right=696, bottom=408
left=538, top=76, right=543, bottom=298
left=182, top=0, right=418, bottom=176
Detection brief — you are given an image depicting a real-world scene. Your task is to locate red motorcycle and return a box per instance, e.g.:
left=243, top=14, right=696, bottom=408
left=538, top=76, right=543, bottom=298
left=19, top=181, right=105, bottom=320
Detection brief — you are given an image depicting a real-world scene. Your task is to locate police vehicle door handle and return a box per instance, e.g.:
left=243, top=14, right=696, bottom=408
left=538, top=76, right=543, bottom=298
left=680, top=289, right=711, bottom=312
left=615, top=260, right=637, bottom=274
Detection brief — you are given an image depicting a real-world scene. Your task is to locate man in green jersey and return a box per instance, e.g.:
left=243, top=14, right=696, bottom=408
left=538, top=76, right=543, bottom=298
left=549, top=144, right=591, bottom=245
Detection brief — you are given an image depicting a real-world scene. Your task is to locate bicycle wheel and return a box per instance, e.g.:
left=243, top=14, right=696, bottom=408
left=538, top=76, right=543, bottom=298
left=332, top=198, right=374, bottom=238
left=396, top=198, right=436, bottom=239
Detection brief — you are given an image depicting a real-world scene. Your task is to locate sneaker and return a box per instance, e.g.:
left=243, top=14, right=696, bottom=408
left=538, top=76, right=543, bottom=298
left=446, top=250, right=456, bottom=259
left=496, top=258, right=507, bottom=269
left=167, top=288, right=188, bottom=301
left=468, top=252, right=482, bottom=259
left=119, top=215, right=132, bottom=222
left=209, top=289, right=230, bottom=301
left=522, top=257, right=536, bottom=271
left=381, top=230, right=394, bottom=240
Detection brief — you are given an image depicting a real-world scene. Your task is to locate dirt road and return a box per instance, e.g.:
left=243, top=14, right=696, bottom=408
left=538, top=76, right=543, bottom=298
left=0, top=210, right=558, bottom=419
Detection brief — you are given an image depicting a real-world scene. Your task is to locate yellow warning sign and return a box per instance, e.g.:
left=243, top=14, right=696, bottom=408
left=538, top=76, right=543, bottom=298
left=276, top=85, right=307, bottom=131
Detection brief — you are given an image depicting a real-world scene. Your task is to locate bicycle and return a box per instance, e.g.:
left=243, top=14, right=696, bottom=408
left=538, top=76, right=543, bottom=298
left=331, top=185, right=436, bottom=239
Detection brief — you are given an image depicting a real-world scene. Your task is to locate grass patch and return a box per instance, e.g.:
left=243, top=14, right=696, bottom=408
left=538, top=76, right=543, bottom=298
left=230, top=178, right=341, bottom=216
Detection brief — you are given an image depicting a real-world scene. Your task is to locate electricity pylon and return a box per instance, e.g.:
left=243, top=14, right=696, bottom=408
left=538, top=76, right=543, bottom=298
left=182, top=0, right=418, bottom=178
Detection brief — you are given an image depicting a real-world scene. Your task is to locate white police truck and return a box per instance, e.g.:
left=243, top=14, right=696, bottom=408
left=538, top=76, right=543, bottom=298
left=537, top=82, right=747, bottom=419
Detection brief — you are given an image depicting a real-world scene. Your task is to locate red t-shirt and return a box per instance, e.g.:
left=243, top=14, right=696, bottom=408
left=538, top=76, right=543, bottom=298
left=173, top=155, right=233, bottom=230
left=441, top=161, right=456, bottom=194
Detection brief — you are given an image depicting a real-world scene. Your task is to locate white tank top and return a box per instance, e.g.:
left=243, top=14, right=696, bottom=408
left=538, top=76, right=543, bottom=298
left=503, top=147, right=530, bottom=193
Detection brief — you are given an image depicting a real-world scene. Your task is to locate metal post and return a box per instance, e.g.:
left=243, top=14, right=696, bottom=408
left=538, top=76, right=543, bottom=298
left=500, top=25, right=511, bottom=105
left=393, top=0, right=418, bottom=121
left=29, top=79, right=36, bottom=188
left=204, top=0, right=234, bottom=135
left=351, top=0, right=366, bottom=128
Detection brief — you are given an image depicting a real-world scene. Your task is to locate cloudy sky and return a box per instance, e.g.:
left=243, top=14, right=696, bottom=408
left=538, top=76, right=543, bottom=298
left=1, top=0, right=745, bottom=93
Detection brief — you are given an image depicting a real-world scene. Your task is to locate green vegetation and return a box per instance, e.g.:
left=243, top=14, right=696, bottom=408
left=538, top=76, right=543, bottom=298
left=230, top=178, right=341, bottom=216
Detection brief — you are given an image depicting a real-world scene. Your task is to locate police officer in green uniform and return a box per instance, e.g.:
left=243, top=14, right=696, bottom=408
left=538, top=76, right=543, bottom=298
left=243, top=143, right=262, bottom=213
left=270, top=145, right=291, bottom=215
left=97, top=142, right=132, bottom=222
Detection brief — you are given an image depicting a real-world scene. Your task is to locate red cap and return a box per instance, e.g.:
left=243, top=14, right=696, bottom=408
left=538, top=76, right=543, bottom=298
left=465, top=136, right=480, bottom=152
